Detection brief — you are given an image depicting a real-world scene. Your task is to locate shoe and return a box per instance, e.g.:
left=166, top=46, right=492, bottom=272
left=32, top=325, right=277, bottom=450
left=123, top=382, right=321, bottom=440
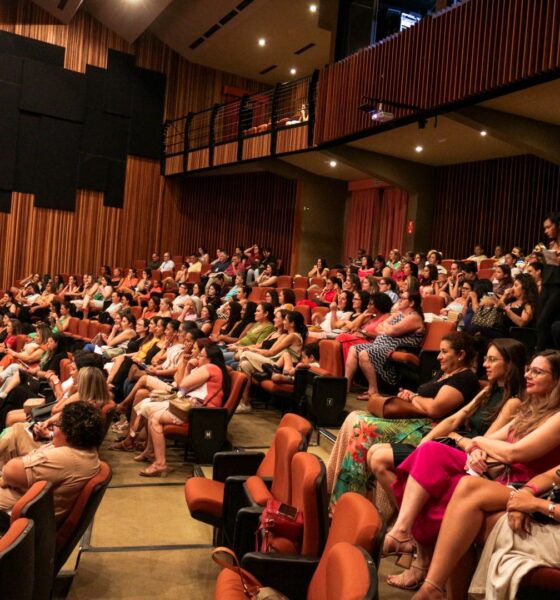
left=139, top=465, right=168, bottom=478
left=110, top=437, right=135, bottom=452
left=252, top=372, right=270, bottom=382
left=387, top=564, right=427, bottom=591
left=356, top=392, right=371, bottom=401
left=382, top=532, right=416, bottom=568
left=235, top=403, right=252, bottom=414
left=134, top=453, right=155, bottom=463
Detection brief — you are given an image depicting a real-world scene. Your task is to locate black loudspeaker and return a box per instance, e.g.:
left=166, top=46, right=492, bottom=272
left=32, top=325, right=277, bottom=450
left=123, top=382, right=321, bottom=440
left=304, top=371, right=347, bottom=427
left=188, top=408, right=229, bottom=464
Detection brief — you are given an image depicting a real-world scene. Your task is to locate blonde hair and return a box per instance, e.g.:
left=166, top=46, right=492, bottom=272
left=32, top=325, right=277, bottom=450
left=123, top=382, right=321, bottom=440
left=77, top=366, right=111, bottom=406
left=510, top=350, right=560, bottom=438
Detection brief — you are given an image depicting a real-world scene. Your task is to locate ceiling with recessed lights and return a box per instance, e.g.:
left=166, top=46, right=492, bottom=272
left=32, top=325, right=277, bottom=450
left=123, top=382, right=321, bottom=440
left=76, top=0, right=333, bottom=85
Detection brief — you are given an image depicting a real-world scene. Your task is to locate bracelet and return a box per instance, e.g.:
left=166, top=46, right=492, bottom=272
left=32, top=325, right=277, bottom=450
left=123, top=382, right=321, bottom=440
left=548, top=502, right=557, bottom=519
left=522, top=483, right=539, bottom=495
left=456, top=436, right=464, bottom=447
left=409, top=393, right=418, bottom=401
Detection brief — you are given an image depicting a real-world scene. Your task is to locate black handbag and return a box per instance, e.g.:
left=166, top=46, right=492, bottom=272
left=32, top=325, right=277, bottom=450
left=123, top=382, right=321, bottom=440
left=532, top=484, right=560, bottom=524
left=471, top=306, right=505, bottom=330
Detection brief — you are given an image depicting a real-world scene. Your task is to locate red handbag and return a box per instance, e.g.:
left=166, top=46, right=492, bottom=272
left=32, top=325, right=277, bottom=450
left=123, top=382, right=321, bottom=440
left=257, top=499, right=304, bottom=554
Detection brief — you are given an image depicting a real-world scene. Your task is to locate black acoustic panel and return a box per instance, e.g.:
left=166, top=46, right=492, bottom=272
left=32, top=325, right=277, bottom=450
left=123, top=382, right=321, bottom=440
left=104, top=49, right=135, bottom=117
left=0, top=30, right=64, bottom=66
left=14, top=112, right=41, bottom=193
left=20, top=59, right=86, bottom=122
left=129, top=66, right=166, bottom=159
left=104, top=159, right=126, bottom=208
left=0, top=189, right=11, bottom=214
left=0, top=54, right=23, bottom=84
left=33, top=116, right=81, bottom=210
left=81, top=110, right=129, bottom=160
left=77, top=154, right=108, bottom=191
left=85, top=65, right=106, bottom=109
left=0, top=81, right=21, bottom=189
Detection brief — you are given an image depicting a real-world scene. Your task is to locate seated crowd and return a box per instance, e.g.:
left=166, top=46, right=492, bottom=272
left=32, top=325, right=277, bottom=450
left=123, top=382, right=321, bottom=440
left=0, top=212, right=559, bottom=599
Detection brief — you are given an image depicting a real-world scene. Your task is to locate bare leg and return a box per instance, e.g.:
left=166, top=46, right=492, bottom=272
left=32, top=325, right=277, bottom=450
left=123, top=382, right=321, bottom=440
left=345, top=347, right=359, bottom=392
left=367, top=444, right=398, bottom=508
left=120, top=375, right=148, bottom=408
left=107, top=354, right=126, bottom=384
left=238, top=359, right=254, bottom=406
left=5, top=408, right=27, bottom=427
left=387, top=475, right=431, bottom=546
left=412, top=477, right=511, bottom=600
left=358, top=349, right=379, bottom=394
left=0, top=371, right=21, bottom=399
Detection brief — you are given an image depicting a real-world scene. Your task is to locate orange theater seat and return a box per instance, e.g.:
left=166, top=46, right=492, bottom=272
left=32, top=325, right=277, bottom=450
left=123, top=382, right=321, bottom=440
left=295, top=304, right=311, bottom=324
left=275, top=275, right=293, bottom=288
left=293, top=276, right=309, bottom=289
left=421, top=295, right=445, bottom=314
left=0, top=518, right=35, bottom=600
left=478, top=268, right=494, bottom=279
left=185, top=414, right=312, bottom=544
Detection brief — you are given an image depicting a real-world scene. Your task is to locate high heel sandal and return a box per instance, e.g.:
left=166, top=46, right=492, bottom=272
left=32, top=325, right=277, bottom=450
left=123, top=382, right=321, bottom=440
left=109, top=437, right=135, bottom=452
left=133, top=453, right=154, bottom=463
left=356, top=391, right=371, bottom=401
left=382, top=532, right=416, bottom=568
left=139, top=465, right=168, bottom=478
left=422, top=578, right=446, bottom=596
left=387, top=564, right=427, bottom=591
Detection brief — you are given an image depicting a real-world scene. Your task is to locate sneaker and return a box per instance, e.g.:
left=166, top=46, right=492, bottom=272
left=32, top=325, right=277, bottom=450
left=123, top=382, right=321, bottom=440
left=235, top=403, right=252, bottom=414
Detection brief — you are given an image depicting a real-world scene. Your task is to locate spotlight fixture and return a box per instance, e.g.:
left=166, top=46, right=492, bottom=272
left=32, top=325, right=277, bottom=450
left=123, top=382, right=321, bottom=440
left=258, top=38, right=266, bottom=47
left=290, top=67, right=297, bottom=75
left=309, top=4, right=318, bottom=12
left=415, top=145, right=423, bottom=153
left=329, top=160, right=337, bottom=167
left=480, top=130, right=488, bottom=136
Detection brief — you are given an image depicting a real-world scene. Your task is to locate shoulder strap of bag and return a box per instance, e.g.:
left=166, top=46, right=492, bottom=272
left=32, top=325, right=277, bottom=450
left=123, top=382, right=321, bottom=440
left=211, top=546, right=262, bottom=598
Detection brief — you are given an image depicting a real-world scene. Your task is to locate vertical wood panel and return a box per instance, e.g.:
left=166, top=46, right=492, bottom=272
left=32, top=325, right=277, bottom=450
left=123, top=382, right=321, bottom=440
left=432, top=155, right=560, bottom=259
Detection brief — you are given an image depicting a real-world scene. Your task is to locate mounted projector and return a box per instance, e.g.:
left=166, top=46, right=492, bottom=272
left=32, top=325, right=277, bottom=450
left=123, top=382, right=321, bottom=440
left=369, top=103, right=395, bottom=123
left=358, top=96, right=428, bottom=126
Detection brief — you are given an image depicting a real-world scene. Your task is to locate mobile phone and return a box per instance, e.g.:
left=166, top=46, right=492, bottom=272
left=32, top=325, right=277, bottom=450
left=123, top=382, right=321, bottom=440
left=486, top=292, right=495, bottom=297
left=277, top=503, right=298, bottom=520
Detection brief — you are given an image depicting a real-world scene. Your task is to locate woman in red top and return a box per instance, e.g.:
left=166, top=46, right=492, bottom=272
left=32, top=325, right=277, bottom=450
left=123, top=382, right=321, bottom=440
left=138, top=343, right=231, bottom=477
left=0, top=319, right=22, bottom=357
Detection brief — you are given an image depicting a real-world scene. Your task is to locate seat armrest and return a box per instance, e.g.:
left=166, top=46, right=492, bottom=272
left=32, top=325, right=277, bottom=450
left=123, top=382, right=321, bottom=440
left=213, top=450, right=265, bottom=482
left=0, top=510, right=10, bottom=534
left=389, top=351, right=420, bottom=366
left=241, top=552, right=319, bottom=600
left=232, top=506, right=264, bottom=558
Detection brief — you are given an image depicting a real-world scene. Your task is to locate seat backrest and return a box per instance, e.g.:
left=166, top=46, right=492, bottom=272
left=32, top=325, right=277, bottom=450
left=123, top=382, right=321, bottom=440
left=187, top=271, right=201, bottom=283
left=421, top=320, right=456, bottom=352
left=479, top=259, right=496, bottom=270
left=0, top=518, right=35, bottom=600
left=309, top=277, right=325, bottom=288
left=11, top=482, right=56, bottom=600
left=67, top=317, right=80, bottom=335
left=293, top=276, right=309, bottom=289
left=441, top=259, right=454, bottom=270
left=478, top=268, right=494, bottom=279
left=223, top=371, right=248, bottom=418
left=130, top=305, right=143, bottom=320
left=318, top=340, right=344, bottom=377
left=256, top=414, right=312, bottom=477
left=290, top=452, right=328, bottom=556
left=211, top=319, right=228, bottom=337
left=276, top=276, right=293, bottom=288
left=98, top=323, right=112, bottom=336
left=15, top=334, right=30, bottom=352
left=55, top=461, right=112, bottom=573
left=309, top=542, right=377, bottom=600
left=77, top=319, right=90, bottom=340
left=87, top=320, right=99, bottom=340
left=250, top=287, right=272, bottom=302
left=269, top=427, right=305, bottom=503
left=101, top=400, right=117, bottom=439
left=293, top=288, right=307, bottom=302
left=295, top=304, right=311, bottom=324
left=421, top=295, right=445, bottom=315
left=59, top=358, right=72, bottom=382
left=312, top=307, right=329, bottom=320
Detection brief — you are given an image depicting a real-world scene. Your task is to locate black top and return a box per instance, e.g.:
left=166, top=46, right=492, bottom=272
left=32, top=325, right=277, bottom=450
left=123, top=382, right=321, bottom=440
left=417, top=369, right=480, bottom=417
left=462, top=387, right=504, bottom=438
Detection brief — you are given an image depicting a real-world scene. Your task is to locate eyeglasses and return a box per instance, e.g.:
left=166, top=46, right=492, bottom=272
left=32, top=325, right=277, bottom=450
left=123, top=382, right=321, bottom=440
left=525, top=366, right=552, bottom=377
left=484, top=356, right=503, bottom=364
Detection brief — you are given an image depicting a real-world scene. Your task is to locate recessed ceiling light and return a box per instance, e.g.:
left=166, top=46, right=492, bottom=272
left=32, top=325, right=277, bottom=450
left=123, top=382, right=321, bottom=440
left=329, top=160, right=337, bottom=167
left=258, top=38, right=266, bottom=47
left=290, top=68, right=297, bottom=75
left=415, top=145, right=423, bottom=153
left=480, top=130, right=488, bottom=136
left=309, top=4, right=318, bottom=13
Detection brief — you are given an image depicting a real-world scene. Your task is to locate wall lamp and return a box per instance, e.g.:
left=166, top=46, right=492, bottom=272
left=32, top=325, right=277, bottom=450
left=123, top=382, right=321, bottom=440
left=358, top=96, right=435, bottom=128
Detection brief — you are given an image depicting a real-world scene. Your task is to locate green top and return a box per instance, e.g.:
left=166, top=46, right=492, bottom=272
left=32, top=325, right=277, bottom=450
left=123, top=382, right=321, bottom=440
left=238, top=323, right=275, bottom=346
left=462, top=387, right=504, bottom=438
left=52, top=315, right=68, bottom=334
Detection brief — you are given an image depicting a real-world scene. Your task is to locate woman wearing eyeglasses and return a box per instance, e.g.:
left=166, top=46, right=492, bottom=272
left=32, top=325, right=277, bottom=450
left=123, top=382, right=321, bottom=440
left=387, top=350, right=560, bottom=599
left=368, top=338, right=526, bottom=590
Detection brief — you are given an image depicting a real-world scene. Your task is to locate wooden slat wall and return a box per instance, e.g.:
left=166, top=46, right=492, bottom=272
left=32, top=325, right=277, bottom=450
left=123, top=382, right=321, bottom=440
left=180, top=173, right=297, bottom=273
left=314, top=0, right=560, bottom=144
left=431, top=155, right=560, bottom=259
left=0, top=0, right=269, bottom=287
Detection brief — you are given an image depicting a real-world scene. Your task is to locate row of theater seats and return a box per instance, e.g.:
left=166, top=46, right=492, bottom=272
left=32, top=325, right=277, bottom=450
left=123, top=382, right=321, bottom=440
left=0, top=467, right=112, bottom=600
left=185, top=414, right=382, bottom=600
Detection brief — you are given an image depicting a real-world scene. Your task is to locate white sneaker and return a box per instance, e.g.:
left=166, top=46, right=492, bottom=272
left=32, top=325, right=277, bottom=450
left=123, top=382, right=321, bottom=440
left=235, top=403, right=252, bottom=414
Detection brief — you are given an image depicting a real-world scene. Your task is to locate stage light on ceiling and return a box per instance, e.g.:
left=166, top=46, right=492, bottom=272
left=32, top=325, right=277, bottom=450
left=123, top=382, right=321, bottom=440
left=415, top=145, right=424, bottom=153
left=480, top=130, right=488, bottom=136
left=258, top=38, right=267, bottom=47
left=309, top=4, right=318, bottom=13
left=290, top=67, right=297, bottom=75
left=329, top=160, right=337, bottom=167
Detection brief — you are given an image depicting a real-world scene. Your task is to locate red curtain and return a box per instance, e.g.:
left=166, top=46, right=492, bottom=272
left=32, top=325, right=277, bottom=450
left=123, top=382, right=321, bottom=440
left=343, top=185, right=408, bottom=260
left=343, top=188, right=381, bottom=261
